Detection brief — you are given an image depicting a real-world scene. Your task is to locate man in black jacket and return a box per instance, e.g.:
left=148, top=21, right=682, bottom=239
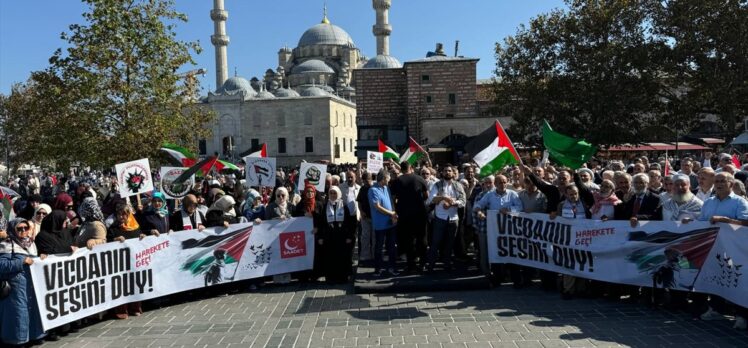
left=615, top=173, right=662, bottom=224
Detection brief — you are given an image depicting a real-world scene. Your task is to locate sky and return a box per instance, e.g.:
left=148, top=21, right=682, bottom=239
left=0, top=0, right=567, bottom=95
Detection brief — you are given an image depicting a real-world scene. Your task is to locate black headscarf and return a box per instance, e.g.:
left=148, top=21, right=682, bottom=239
left=35, top=210, right=74, bottom=255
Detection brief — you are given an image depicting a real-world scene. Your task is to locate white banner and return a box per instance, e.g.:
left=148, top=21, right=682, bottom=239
left=30, top=218, right=314, bottom=330
left=487, top=212, right=748, bottom=308
left=244, top=157, right=276, bottom=187
left=115, top=158, right=154, bottom=198
left=159, top=167, right=194, bottom=199
left=297, top=163, right=327, bottom=192
left=366, top=151, right=383, bottom=174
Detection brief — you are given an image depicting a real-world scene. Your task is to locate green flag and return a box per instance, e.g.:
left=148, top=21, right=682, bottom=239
left=542, top=120, right=597, bottom=169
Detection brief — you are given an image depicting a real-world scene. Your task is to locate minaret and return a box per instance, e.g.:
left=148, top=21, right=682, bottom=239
left=211, top=0, right=230, bottom=89
left=372, top=0, right=392, bottom=56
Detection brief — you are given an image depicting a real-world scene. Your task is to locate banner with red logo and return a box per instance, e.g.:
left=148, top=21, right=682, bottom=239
left=29, top=218, right=314, bottom=331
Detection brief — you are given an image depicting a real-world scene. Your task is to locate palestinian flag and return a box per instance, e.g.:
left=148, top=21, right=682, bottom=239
left=465, top=120, right=520, bottom=177
left=542, top=120, right=597, bottom=169
left=172, top=156, right=219, bottom=185
left=161, top=143, right=197, bottom=167
left=401, top=137, right=429, bottom=165
left=242, top=143, right=267, bottom=158
left=181, top=227, right=253, bottom=276
left=217, top=160, right=240, bottom=171
left=378, top=140, right=400, bottom=162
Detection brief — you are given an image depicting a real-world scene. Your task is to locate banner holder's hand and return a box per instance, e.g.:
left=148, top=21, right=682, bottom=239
left=151, top=229, right=160, bottom=238
left=630, top=217, right=639, bottom=228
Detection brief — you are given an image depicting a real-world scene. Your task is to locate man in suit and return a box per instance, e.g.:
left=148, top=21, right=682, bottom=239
left=615, top=173, right=662, bottom=225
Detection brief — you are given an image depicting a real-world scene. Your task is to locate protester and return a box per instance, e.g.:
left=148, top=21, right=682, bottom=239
left=35, top=210, right=76, bottom=257
left=590, top=179, right=620, bottom=220
left=426, top=164, right=466, bottom=272
left=356, top=172, right=375, bottom=263
left=242, top=189, right=266, bottom=223
left=75, top=197, right=107, bottom=249
left=108, top=202, right=147, bottom=319
left=695, top=167, right=716, bottom=201
left=369, top=169, right=399, bottom=276
left=206, top=195, right=240, bottom=228
left=662, top=174, right=703, bottom=222
left=390, top=161, right=429, bottom=273
left=0, top=218, right=46, bottom=346
left=31, top=203, right=51, bottom=238
left=553, top=184, right=590, bottom=299
left=136, top=192, right=170, bottom=235
left=169, top=194, right=206, bottom=232
left=318, top=186, right=356, bottom=284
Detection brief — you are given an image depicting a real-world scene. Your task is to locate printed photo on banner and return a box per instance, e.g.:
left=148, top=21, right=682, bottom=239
left=244, top=157, right=276, bottom=187
left=159, top=167, right=194, bottom=199
left=297, top=162, right=327, bottom=192
left=366, top=151, right=383, bottom=174
left=114, top=158, right=154, bottom=198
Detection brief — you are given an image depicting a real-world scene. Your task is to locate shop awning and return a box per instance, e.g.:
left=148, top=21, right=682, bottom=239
left=607, top=142, right=710, bottom=152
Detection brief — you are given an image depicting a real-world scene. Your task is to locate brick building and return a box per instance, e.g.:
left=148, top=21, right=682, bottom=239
left=354, top=44, right=505, bottom=159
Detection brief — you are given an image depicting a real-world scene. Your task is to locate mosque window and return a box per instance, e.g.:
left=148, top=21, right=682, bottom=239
left=349, top=114, right=353, bottom=127
left=343, top=139, right=347, bottom=152
left=449, top=93, right=457, bottom=105
left=198, top=140, right=207, bottom=155
left=278, top=138, right=287, bottom=153
left=425, top=95, right=432, bottom=103
left=305, top=137, right=314, bottom=153
left=421, top=75, right=430, bottom=82
left=350, top=139, right=353, bottom=153
left=343, top=113, right=346, bottom=127
left=251, top=138, right=259, bottom=149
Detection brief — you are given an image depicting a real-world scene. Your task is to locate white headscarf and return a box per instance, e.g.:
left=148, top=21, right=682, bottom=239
left=209, top=195, right=236, bottom=217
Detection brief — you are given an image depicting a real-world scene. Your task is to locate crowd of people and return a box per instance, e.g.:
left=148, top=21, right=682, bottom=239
left=1, top=152, right=747, bottom=345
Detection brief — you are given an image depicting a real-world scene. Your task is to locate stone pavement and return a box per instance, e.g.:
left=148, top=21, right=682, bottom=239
left=40, top=282, right=748, bottom=348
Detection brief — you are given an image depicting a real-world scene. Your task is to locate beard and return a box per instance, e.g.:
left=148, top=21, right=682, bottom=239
left=633, top=187, right=648, bottom=195
left=672, top=191, right=693, bottom=204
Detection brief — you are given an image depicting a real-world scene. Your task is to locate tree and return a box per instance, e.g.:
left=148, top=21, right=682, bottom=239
left=653, top=0, right=748, bottom=138
left=30, top=0, right=214, bottom=167
left=495, top=0, right=668, bottom=146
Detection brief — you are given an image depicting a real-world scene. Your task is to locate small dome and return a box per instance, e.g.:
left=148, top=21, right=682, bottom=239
left=298, top=23, right=355, bottom=48
left=256, top=90, right=276, bottom=99
left=363, top=55, right=402, bottom=69
left=300, top=86, right=329, bottom=97
left=291, top=59, right=336, bottom=74
left=217, top=77, right=257, bottom=96
left=273, top=88, right=301, bottom=98
left=320, top=85, right=335, bottom=93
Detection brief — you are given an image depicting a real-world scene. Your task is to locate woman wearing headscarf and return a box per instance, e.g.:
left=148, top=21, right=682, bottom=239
left=317, top=186, right=356, bottom=284
left=242, top=189, right=266, bottom=224
left=52, top=192, right=74, bottom=211
left=293, top=184, right=323, bottom=282
left=206, top=195, right=241, bottom=228
left=0, top=218, right=46, bottom=345
left=35, top=211, right=76, bottom=257
left=136, top=192, right=169, bottom=235
left=31, top=203, right=52, bottom=239
left=108, top=202, right=145, bottom=319
left=266, top=187, right=294, bottom=220
left=75, top=197, right=107, bottom=249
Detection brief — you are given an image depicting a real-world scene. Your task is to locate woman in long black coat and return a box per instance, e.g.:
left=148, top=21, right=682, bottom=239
left=317, top=186, right=356, bottom=284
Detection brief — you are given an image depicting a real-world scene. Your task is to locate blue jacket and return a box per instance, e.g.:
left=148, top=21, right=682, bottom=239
left=0, top=250, right=45, bottom=345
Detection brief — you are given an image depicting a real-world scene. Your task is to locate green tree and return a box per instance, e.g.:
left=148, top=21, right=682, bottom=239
left=494, top=0, right=671, bottom=146
left=653, top=0, right=748, bottom=138
left=30, top=0, right=213, bottom=167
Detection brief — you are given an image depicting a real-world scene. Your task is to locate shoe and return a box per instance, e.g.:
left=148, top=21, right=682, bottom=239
left=46, top=333, right=60, bottom=342
left=387, top=268, right=400, bottom=276
left=733, top=316, right=747, bottom=330
left=248, top=284, right=258, bottom=291
left=700, top=307, right=724, bottom=321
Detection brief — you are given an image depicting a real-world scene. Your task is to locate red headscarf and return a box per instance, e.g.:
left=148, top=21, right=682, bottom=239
left=303, top=183, right=316, bottom=214
left=52, top=193, right=73, bottom=211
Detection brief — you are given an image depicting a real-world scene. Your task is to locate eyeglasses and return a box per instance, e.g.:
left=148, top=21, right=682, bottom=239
left=65, top=205, right=74, bottom=210
left=15, top=225, right=30, bottom=232
left=36, top=211, right=48, bottom=216
left=421, top=172, right=430, bottom=176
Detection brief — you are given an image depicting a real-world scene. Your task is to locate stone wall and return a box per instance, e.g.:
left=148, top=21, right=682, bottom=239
left=352, top=68, right=407, bottom=128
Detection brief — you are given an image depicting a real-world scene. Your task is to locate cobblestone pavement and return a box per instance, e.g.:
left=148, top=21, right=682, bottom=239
left=41, top=283, right=748, bottom=348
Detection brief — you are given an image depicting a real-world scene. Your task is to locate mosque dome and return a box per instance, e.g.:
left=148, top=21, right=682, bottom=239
left=363, top=54, right=402, bottom=69
left=298, top=23, right=355, bottom=48
left=291, top=59, right=336, bottom=74
left=217, top=77, right=256, bottom=96
left=273, top=88, right=301, bottom=98
left=255, top=90, right=276, bottom=99
left=300, top=86, right=330, bottom=97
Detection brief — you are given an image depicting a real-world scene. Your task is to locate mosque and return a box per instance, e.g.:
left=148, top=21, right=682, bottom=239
left=202, top=0, right=496, bottom=166
left=202, top=0, right=402, bottom=167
